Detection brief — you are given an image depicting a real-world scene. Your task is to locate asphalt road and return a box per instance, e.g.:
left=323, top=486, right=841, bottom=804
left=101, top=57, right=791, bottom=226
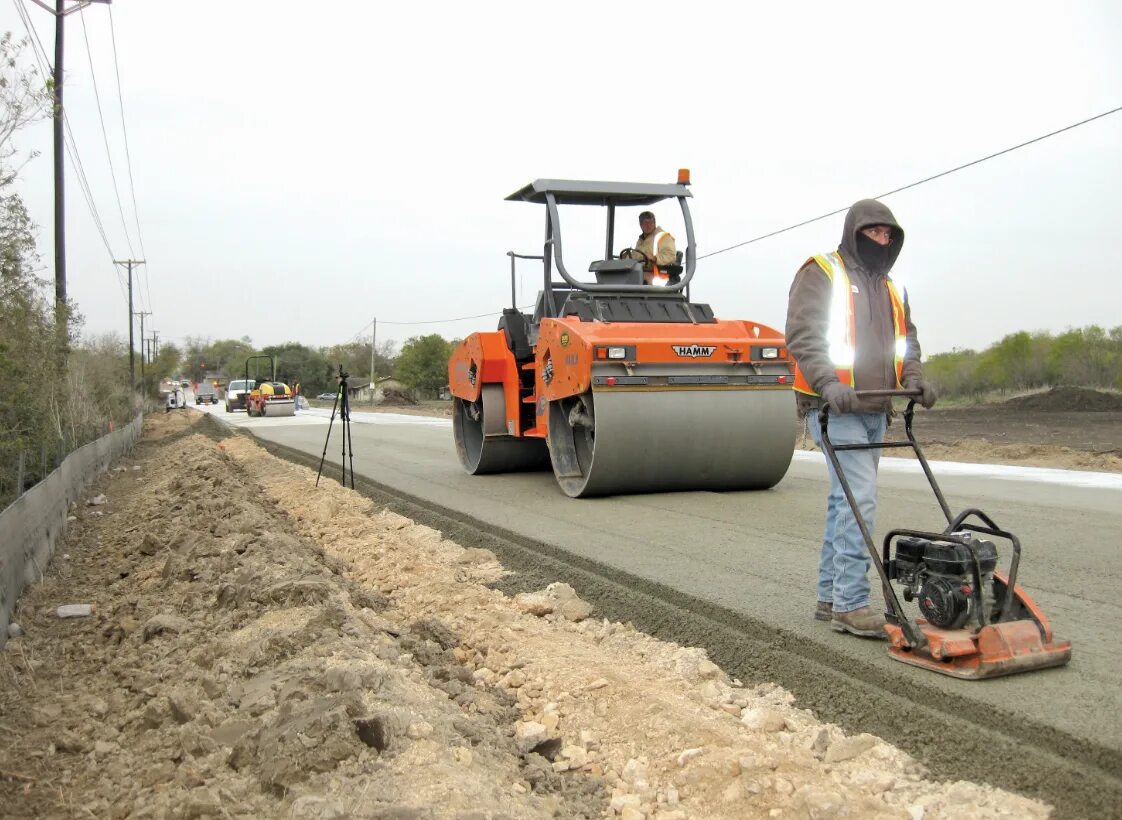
left=193, top=400, right=1122, bottom=816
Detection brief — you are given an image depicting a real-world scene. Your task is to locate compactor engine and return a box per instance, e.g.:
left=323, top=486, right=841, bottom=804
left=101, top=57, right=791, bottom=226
left=890, top=534, right=998, bottom=630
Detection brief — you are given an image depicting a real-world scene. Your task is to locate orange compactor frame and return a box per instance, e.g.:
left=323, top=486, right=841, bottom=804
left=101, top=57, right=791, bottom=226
left=448, top=172, right=797, bottom=497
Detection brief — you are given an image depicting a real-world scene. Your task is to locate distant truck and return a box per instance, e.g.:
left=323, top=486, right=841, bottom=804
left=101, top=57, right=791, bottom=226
left=195, top=384, right=218, bottom=405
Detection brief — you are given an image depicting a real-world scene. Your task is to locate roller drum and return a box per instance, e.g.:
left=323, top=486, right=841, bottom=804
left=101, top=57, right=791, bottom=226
left=548, top=387, right=796, bottom=497
left=454, top=385, right=549, bottom=474
left=262, top=400, right=295, bottom=418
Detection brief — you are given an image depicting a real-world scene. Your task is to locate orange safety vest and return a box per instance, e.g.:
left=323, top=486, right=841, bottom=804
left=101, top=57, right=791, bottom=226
left=645, top=231, right=673, bottom=287
left=792, top=251, right=909, bottom=396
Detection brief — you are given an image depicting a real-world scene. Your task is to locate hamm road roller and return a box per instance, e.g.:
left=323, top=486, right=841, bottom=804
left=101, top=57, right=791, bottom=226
left=448, top=171, right=797, bottom=497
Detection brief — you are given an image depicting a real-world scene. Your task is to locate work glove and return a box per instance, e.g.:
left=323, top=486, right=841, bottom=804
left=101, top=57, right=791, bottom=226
left=905, top=378, right=938, bottom=409
left=820, top=382, right=860, bottom=414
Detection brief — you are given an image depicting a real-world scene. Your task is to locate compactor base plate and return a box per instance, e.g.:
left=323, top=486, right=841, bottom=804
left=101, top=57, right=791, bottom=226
left=884, top=619, right=1072, bottom=680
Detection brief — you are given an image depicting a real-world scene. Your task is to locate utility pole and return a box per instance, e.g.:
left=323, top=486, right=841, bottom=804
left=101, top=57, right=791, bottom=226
left=114, top=259, right=144, bottom=393
left=27, top=0, right=113, bottom=325
left=370, top=317, right=377, bottom=406
left=135, top=310, right=151, bottom=399
left=151, top=330, right=159, bottom=360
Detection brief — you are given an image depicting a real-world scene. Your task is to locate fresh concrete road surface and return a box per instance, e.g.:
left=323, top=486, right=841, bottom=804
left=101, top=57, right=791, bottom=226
left=194, top=401, right=1122, bottom=815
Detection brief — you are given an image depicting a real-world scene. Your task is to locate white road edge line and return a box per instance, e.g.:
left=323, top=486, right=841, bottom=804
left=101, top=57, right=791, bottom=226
left=190, top=405, right=1122, bottom=489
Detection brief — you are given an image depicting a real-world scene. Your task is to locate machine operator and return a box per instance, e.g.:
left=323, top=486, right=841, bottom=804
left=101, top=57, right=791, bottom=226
left=621, top=211, right=677, bottom=286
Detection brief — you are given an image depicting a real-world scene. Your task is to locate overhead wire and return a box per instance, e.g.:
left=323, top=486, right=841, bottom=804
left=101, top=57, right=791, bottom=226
left=78, top=5, right=135, bottom=263
left=107, top=5, right=151, bottom=312
left=699, top=104, right=1122, bottom=260
left=13, top=0, right=127, bottom=305
left=352, top=106, right=1122, bottom=331
left=378, top=307, right=534, bottom=326
left=14, top=1, right=1120, bottom=332
left=336, top=305, right=538, bottom=351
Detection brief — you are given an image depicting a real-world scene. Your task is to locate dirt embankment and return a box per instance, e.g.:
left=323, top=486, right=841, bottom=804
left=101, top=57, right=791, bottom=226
left=1, top=412, right=1050, bottom=818
left=797, top=387, right=1122, bottom=474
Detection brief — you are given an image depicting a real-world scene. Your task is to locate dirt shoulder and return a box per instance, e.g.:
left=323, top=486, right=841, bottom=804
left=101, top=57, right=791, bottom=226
left=797, top=388, right=1122, bottom=474
left=1, top=411, right=1049, bottom=818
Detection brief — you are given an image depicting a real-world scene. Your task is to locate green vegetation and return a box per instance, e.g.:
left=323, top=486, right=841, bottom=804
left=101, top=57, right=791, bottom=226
left=394, top=334, right=457, bottom=398
left=926, top=326, right=1122, bottom=401
left=0, top=35, right=185, bottom=507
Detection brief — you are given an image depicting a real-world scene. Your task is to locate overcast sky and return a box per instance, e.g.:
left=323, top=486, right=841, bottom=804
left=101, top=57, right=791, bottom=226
left=6, top=1, right=1121, bottom=359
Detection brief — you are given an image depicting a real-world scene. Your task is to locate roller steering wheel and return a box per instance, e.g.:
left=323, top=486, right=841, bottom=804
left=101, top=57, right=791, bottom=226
left=619, top=248, right=652, bottom=264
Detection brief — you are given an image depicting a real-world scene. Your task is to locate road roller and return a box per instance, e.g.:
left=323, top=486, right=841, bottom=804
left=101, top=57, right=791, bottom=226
left=243, top=355, right=296, bottom=418
left=447, top=171, right=797, bottom=497
left=818, top=391, right=1072, bottom=679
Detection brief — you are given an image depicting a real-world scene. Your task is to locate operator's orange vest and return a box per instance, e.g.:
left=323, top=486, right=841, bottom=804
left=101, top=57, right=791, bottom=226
left=792, top=251, right=909, bottom=396
left=645, top=231, right=673, bottom=286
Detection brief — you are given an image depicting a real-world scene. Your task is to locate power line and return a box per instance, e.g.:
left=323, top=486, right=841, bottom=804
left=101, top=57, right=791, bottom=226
left=17, top=2, right=112, bottom=262
left=336, top=305, right=536, bottom=349
left=341, top=319, right=374, bottom=345
left=361, top=107, right=1122, bottom=330
left=79, top=5, right=135, bottom=262
left=108, top=5, right=150, bottom=312
left=15, top=0, right=126, bottom=306
left=378, top=307, right=533, bottom=326
left=699, top=104, right=1122, bottom=260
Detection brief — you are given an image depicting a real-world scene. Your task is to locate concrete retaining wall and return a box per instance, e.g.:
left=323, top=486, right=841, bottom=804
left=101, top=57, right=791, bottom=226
left=0, top=415, right=143, bottom=647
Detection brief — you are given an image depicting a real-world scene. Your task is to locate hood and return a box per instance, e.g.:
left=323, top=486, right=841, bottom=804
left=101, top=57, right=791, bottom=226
left=839, top=198, right=904, bottom=277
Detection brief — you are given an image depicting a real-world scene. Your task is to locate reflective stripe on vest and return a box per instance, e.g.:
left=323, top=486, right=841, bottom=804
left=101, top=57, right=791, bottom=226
left=647, top=231, right=671, bottom=284
left=791, top=252, right=908, bottom=395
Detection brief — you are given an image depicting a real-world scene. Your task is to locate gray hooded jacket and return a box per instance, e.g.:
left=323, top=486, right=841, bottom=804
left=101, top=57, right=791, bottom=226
left=784, top=199, right=924, bottom=417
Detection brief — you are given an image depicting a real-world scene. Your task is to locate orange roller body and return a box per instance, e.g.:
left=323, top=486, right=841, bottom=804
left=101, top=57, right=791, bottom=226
left=447, top=173, right=798, bottom=497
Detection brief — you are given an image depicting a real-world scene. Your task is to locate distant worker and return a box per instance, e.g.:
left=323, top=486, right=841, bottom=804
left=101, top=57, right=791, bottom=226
left=785, top=198, right=937, bottom=639
left=621, top=211, right=677, bottom=286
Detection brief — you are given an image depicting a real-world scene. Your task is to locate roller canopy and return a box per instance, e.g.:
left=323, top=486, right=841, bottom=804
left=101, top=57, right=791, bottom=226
left=506, top=179, right=692, bottom=207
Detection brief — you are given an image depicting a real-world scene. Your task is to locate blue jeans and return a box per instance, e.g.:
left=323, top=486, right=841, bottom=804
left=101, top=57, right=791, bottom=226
left=807, top=410, right=887, bottom=614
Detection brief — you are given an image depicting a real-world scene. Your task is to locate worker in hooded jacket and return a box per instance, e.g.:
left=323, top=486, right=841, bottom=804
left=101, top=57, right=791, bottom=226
left=785, top=198, right=937, bottom=638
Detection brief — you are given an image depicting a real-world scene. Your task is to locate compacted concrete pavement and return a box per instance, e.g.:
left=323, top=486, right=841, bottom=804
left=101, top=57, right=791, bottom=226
left=195, top=401, right=1122, bottom=815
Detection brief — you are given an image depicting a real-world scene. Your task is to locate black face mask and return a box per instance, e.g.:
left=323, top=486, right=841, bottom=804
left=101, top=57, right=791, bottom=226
left=855, top=232, right=894, bottom=275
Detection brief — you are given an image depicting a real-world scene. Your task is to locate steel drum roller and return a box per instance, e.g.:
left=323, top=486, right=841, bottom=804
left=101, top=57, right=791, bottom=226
left=454, top=385, right=549, bottom=474
left=548, top=387, right=797, bottom=497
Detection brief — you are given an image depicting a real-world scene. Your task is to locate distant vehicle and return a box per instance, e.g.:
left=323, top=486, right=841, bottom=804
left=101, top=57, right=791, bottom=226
left=225, top=379, right=255, bottom=412
left=165, top=388, right=185, bottom=413
left=195, top=384, right=218, bottom=405
left=317, top=392, right=337, bottom=400
left=180, top=380, right=190, bottom=388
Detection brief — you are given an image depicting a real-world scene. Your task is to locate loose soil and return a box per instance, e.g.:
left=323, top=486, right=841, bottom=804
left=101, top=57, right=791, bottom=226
left=796, top=388, right=1122, bottom=474
left=0, top=412, right=1050, bottom=818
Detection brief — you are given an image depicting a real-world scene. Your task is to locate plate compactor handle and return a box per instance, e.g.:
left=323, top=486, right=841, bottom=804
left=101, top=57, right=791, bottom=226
left=852, top=388, right=922, bottom=400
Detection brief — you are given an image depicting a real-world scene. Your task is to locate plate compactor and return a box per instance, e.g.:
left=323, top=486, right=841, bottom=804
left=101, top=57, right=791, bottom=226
left=818, top=390, right=1072, bottom=679
left=447, top=172, right=797, bottom=498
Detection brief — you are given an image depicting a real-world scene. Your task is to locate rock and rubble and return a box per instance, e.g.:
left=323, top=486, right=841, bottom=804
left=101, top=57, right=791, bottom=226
left=0, top=411, right=1052, bottom=818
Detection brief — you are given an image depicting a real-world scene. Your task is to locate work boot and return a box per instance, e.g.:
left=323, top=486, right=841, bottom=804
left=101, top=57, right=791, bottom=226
left=831, top=606, right=887, bottom=638
left=814, top=601, right=832, bottom=622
